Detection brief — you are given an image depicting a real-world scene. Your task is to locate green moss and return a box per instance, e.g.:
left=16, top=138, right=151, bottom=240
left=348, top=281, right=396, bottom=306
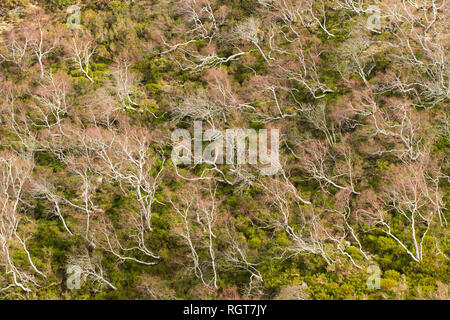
left=34, top=151, right=67, bottom=172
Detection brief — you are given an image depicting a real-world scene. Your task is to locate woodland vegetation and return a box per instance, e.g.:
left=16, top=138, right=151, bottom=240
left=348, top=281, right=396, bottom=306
left=0, top=0, right=448, bottom=299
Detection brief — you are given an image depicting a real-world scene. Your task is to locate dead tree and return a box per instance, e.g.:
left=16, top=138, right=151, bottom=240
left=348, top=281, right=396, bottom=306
left=162, top=0, right=242, bottom=70
left=28, top=19, right=59, bottom=79
left=170, top=182, right=220, bottom=290
left=68, top=33, right=96, bottom=83
left=67, top=251, right=117, bottom=291
left=357, top=162, right=444, bottom=262
left=111, top=55, right=142, bottom=111
left=0, top=154, right=44, bottom=294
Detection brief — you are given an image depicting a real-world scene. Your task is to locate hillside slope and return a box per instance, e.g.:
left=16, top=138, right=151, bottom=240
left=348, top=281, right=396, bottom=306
left=0, top=0, right=448, bottom=299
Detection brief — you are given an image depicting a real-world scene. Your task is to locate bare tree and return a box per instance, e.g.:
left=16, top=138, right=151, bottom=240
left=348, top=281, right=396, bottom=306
left=357, top=162, right=445, bottom=262
left=94, top=128, right=165, bottom=232
left=258, top=177, right=336, bottom=265
left=223, top=225, right=263, bottom=296
left=69, top=127, right=164, bottom=266
left=67, top=251, right=117, bottom=291
left=234, top=18, right=271, bottom=63
left=31, top=180, right=73, bottom=236
left=369, top=101, right=426, bottom=161
left=0, top=154, right=44, bottom=294
left=29, top=19, right=58, bottom=79
left=161, top=0, right=242, bottom=70
left=0, top=28, right=32, bottom=71
left=30, top=71, right=72, bottom=137
left=68, top=33, right=96, bottom=83
left=383, top=0, right=449, bottom=106
left=170, top=182, right=221, bottom=290
left=267, top=27, right=333, bottom=99
left=111, top=54, right=142, bottom=111
left=298, top=103, right=337, bottom=146
left=170, top=90, right=225, bottom=127
left=337, top=35, right=377, bottom=87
